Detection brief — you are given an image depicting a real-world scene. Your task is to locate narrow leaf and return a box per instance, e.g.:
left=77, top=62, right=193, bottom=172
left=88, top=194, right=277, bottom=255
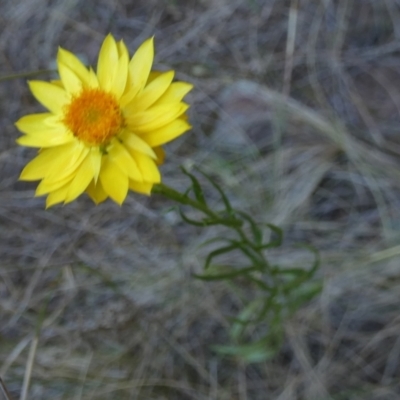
left=193, top=265, right=259, bottom=280
left=179, top=209, right=207, bottom=227
left=181, top=167, right=207, bottom=205
left=258, top=223, right=283, bottom=249
left=236, top=210, right=263, bottom=245
left=195, top=166, right=232, bottom=212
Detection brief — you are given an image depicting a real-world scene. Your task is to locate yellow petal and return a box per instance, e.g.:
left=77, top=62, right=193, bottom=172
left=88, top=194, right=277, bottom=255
left=57, top=47, right=91, bottom=85
left=45, top=182, right=70, bottom=208
left=58, top=62, right=82, bottom=94
left=89, top=148, right=102, bottom=182
left=146, top=71, right=163, bottom=85
left=132, top=152, right=160, bottom=183
left=153, top=146, right=165, bottom=165
left=124, top=70, right=174, bottom=113
left=129, top=36, right=154, bottom=90
left=120, top=130, right=156, bottom=158
left=51, top=80, right=63, bottom=88
left=19, top=143, right=79, bottom=181
left=97, top=34, right=119, bottom=92
left=28, top=81, right=70, bottom=114
left=153, top=82, right=193, bottom=106
left=20, top=152, right=50, bottom=181
left=127, top=103, right=189, bottom=133
left=45, top=142, right=89, bottom=182
left=139, top=119, right=191, bottom=147
left=15, top=113, right=53, bottom=134
left=129, top=180, right=153, bottom=195
left=99, top=157, right=129, bottom=205
left=86, top=179, right=108, bottom=204
left=110, top=49, right=129, bottom=99
left=121, top=37, right=154, bottom=105
left=117, top=39, right=129, bottom=60
left=65, top=153, right=95, bottom=203
left=108, top=140, right=143, bottom=181
left=36, top=172, right=74, bottom=195
left=17, top=129, right=74, bottom=147
left=88, top=68, right=99, bottom=88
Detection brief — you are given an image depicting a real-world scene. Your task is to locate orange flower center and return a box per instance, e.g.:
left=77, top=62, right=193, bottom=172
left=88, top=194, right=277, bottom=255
left=63, top=88, right=124, bottom=146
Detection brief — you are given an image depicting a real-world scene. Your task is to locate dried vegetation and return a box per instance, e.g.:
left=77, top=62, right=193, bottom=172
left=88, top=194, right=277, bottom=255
left=1, top=0, right=400, bottom=399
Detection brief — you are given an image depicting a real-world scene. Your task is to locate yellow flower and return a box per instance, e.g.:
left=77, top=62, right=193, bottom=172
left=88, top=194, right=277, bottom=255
left=16, top=34, right=193, bottom=208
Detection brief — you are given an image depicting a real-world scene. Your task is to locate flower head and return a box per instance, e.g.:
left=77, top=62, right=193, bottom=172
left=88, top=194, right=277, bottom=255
left=16, top=34, right=193, bottom=207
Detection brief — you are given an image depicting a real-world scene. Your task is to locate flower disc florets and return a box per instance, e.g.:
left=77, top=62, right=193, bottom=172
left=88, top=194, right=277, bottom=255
left=63, top=89, right=124, bottom=146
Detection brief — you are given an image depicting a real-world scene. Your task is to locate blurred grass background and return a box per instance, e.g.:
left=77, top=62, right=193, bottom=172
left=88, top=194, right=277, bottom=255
left=2, top=0, right=400, bottom=399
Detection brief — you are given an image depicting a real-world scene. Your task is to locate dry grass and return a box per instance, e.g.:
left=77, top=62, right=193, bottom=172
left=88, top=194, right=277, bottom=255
left=1, top=0, right=400, bottom=399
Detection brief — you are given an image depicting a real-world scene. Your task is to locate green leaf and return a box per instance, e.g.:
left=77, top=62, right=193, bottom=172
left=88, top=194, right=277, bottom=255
left=195, top=167, right=233, bottom=212
left=246, top=275, right=272, bottom=291
left=230, top=299, right=263, bottom=340
left=201, top=239, right=265, bottom=270
left=179, top=209, right=206, bottom=226
left=280, top=245, right=321, bottom=293
left=254, top=291, right=279, bottom=322
left=287, top=280, right=323, bottom=313
left=212, top=335, right=281, bottom=363
left=204, top=241, right=241, bottom=269
left=237, top=243, right=265, bottom=268
left=181, top=167, right=207, bottom=205
left=258, top=224, right=283, bottom=249
left=199, top=236, right=233, bottom=248
left=236, top=211, right=263, bottom=245
left=275, top=267, right=310, bottom=276
left=194, top=265, right=259, bottom=280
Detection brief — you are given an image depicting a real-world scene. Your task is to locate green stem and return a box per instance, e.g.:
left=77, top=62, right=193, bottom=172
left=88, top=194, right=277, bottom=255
left=152, top=183, right=243, bottom=228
